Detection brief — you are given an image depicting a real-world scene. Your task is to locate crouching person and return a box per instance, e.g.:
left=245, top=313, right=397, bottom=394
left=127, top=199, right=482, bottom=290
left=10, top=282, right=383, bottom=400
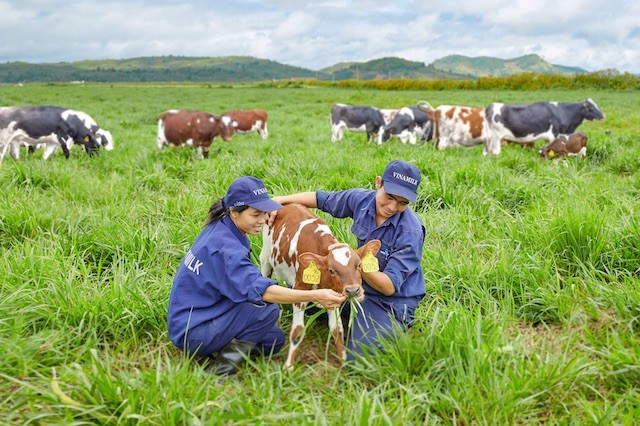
left=167, top=176, right=346, bottom=375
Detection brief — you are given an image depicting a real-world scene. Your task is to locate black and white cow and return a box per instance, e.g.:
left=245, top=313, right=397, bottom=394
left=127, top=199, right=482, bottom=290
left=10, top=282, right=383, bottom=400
left=0, top=106, right=100, bottom=161
left=484, top=98, right=605, bottom=155
left=25, top=110, right=114, bottom=156
left=378, top=106, right=432, bottom=145
left=330, top=103, right=385, bottom=143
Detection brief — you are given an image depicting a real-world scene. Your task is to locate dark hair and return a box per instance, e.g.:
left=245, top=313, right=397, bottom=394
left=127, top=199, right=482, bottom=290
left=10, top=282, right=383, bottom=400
left=206, top=198, right=249, bottom=226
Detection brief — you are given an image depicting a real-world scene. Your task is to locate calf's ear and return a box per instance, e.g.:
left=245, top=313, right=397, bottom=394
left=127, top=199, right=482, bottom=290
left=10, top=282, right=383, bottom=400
left=357, top=239, right=381, bottom=258
left=298, top=252, right=326, bottom=270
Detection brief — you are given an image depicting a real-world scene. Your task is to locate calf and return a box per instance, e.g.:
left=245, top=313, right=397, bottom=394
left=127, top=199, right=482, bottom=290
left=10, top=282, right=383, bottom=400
left=539, top=131, right=588, bottom=159
left=221, top=109, right=268, bottom=140
left=157, top=109, right=234, bottom=158
left=379, top=106, right=431, bottom=145
left=0, top=106, right=99, bottom=161
left=330, top=103, right=385, bottom=143
left=418, top=104, right=487, bottom=150
left=260, top=203, right=381, bottom=368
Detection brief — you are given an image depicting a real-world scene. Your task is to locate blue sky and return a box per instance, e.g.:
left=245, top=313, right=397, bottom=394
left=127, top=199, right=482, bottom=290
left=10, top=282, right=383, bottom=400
left=1, top=0, right=639, bottom=73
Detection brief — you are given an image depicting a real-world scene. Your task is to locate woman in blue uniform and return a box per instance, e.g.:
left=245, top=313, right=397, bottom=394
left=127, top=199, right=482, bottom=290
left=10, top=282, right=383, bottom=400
left=269, top=160, right=426, bottom=360
left=168, top=176, right=346, bottom=375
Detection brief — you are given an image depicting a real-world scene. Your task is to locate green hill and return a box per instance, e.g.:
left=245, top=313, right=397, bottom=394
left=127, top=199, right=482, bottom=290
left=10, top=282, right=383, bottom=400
left=0, top=54, right=588, bottom=84
left=0, top=56, right=325, bottom=84
left=319, top=57, right=469, bottom=80
left=431, top=54, right=586, bottom=77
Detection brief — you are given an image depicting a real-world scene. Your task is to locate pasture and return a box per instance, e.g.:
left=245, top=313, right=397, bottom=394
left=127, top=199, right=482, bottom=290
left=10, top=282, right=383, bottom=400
left=1, top=83, right=639, bottom=424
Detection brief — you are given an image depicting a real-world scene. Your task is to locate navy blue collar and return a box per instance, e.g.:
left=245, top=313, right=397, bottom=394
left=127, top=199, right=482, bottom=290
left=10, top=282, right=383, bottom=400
left=222, top=216, right=251, bottom=250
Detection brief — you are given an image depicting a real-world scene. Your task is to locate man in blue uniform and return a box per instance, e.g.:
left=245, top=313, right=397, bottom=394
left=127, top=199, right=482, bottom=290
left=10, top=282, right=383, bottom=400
left=270, top=160, right=426, bottom=359
left=168, top=176, right=346, bottom=375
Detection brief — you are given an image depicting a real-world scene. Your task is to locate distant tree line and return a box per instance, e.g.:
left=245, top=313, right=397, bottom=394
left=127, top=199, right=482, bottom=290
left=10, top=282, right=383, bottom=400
left=0, top=64, right=317, bottom=84
left=302, top=69, right=640, bottom=90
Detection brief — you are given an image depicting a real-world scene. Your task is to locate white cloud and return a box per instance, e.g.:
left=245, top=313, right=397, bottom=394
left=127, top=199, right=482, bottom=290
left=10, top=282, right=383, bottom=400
left=0, top=0, right=638, bottom=73
left=272, top=11, right=316, bottom=39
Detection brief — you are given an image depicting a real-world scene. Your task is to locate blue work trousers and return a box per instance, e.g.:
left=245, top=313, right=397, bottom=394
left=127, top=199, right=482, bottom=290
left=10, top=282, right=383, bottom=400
left=183, top=302, right=285, bottom=357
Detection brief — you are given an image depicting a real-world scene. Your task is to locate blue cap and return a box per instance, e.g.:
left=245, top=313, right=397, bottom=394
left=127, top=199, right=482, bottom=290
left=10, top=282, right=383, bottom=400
left=381, top=160, right=421, bottom=203
left=223, top=176, right=283, bottom=212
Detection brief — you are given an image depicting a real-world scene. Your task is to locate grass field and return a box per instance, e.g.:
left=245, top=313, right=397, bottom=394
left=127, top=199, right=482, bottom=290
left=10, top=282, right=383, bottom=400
left=1, top=83, right=639, bottom=424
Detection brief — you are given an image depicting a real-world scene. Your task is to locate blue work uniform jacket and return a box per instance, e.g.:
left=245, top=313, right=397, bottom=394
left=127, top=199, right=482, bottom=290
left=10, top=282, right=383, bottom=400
left=167, top=216, right=276, bottom=347
left=316, top=189, right=426, bottom=299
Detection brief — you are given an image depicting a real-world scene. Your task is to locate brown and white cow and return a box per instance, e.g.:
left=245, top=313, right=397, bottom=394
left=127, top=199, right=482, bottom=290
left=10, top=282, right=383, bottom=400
left=221, top=109, right=268, bottom=140
left=538, top=131, right=588, bottom=159
left=260, top=203, right=381, bottom=368
left=157, top=110, right=234, bottom=158
left=418, top=103, right=487, bottom=150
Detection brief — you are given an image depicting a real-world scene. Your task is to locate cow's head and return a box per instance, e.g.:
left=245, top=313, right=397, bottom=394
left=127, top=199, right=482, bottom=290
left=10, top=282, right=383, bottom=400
left=582, top=98, right=605, bottom=121
left=79, top=132, right=100, bottom=155
left=219, top=115, right=238, bottom=142
left=380, top=126, right=394, bottom=144
left=63, top=112, right=100, bottom=155
left=96, top=129, right=114, bottom=151
left=297, top=239, right=381, bottom=300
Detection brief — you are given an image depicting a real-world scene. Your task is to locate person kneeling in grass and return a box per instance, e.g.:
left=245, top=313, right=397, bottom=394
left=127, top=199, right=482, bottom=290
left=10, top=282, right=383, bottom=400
left=167, top=176, right=345, bottom=375
left=269, top=160, right=426, bottom=360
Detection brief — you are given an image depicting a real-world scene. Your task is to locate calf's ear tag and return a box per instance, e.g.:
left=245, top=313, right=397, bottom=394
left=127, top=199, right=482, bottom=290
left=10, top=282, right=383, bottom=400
left=84, top=135, right=90, bottom=142
left=548, top=149, right=555, bottom=157
left=302, top=261, right=321, bottom=285
left=361, top=250, right=379, bottom=273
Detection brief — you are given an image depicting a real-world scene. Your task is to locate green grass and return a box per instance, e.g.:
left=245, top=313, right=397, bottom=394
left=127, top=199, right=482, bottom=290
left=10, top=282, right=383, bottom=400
left=1, top=83, right=640, bottom=424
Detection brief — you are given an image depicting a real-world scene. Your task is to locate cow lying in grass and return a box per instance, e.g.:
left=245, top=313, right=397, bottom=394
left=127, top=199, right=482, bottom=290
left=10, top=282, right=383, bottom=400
left=538, top=131, right=588, bottom=159
left=260, top=203, right=381, bottom=368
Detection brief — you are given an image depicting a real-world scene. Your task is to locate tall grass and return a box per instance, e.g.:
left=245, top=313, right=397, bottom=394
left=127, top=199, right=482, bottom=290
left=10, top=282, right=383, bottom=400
left=1, top=83, right=639, bottom=423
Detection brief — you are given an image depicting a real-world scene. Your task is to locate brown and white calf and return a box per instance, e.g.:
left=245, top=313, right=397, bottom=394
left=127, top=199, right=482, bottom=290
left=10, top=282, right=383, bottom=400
left=157, top=110, right=234, bottom=158
left=538, top=131, right=588, bottom=159
left=260, top=203, right=381, bottom=368
left=221, top=109, right=268, bottom=140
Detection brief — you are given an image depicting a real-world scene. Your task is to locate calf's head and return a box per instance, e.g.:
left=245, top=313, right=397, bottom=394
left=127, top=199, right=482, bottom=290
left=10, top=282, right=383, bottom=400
left=297, top=239, right=381, bottom=300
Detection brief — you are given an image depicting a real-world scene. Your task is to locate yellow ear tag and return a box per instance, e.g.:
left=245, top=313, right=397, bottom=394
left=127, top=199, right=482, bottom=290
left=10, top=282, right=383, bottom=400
left=548, top=149, right=555, bottom=157
left=302, top=261, right=321, bottom=285
left=84, top=135, right=90, bottom=142
left=361, top=250, right=379, bottom=273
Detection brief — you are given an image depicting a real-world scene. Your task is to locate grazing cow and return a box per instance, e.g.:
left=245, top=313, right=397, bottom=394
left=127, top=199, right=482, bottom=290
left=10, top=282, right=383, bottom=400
left=484, top=98, right=605, bottom=155
left=260, top=203, right=381, bottom=368
left=378, top=106, right=432, bottom=145
left=539, top=131, right=588, bottom=159
left=0, top=106, right=99, bottom=161
left=330, top=103, right=385, bottom=143
left=220, top=109, right=268, bottom=140
left=157, top=109, right=234, bottom=158
left=418, top=104, right=487, bottom=150
left=27, top=110, right=114, bottom=157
